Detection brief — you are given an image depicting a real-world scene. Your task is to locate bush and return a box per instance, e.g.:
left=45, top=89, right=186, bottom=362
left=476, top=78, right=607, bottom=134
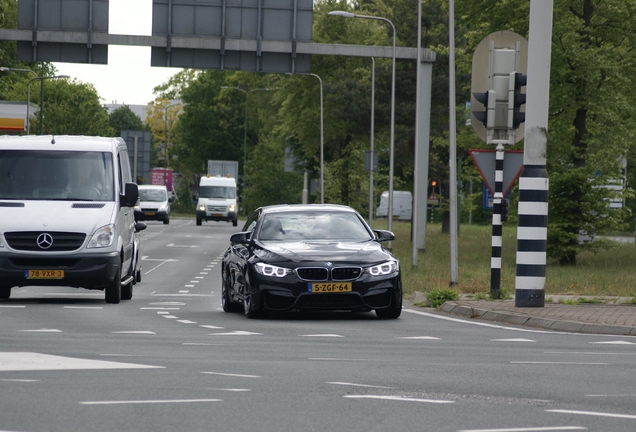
left=427, top=289, right=459, bottom=308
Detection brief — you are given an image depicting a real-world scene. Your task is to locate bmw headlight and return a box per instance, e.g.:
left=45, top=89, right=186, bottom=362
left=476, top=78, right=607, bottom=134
left=254, top=262, right=291, bottom=278
left=87, top=224, right=114, bottom=249
left=366, top=260, right=399, bottom=277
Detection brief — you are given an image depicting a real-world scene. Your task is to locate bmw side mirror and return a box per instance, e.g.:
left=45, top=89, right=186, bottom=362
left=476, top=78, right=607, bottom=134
left=230, top=232, right=251, bottom=244
left=374, top=230, right=395, bottom=243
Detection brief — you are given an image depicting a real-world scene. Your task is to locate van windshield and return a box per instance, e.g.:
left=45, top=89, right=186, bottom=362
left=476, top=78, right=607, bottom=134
left=200, top=186, right=235, bottom=199
left=139, top=188, right=167, bottom=202
left=0, top=150, right=114, bottom=201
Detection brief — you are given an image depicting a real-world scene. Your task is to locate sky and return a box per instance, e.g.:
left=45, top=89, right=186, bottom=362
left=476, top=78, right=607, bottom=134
left=53, top=0, right=182, bottom=106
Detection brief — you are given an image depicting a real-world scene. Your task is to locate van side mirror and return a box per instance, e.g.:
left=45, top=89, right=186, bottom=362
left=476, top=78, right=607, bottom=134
left=122, top=182, right=139, bottom=207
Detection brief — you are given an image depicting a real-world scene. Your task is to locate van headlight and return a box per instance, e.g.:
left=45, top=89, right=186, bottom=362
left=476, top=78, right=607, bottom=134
left=365, top=260, right=399, bottom=277
left=198, top=204, right=205, bottom=211
left=87, top=224, right=114, bottom=248
left=229, top=204, right=236, bottom=212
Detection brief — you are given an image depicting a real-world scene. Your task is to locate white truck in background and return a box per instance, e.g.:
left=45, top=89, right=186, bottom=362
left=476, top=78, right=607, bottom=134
left=196, top=160, right=239, bottom=227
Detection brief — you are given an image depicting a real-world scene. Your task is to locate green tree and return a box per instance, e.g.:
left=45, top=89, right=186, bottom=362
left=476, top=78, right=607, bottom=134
left=109, top=105, right=144, bottom=135
left=19, top=79, right=114, bottom=136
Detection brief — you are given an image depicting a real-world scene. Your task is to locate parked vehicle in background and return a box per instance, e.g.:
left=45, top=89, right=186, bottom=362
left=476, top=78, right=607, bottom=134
left=376, top=190, right=413, bottom=221
left=196, top=175, right=238, bottom=226
left=222, top=204, right=402, bottom=319
left=134, top=184, right=171, bottom=224
left=0, top=135, right=144, bottom=303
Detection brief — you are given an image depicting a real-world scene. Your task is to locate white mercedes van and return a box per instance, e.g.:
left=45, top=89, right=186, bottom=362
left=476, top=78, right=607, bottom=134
left=196, top=175, right=238, bottom=226
left=0, top=135, right=144, bottom=303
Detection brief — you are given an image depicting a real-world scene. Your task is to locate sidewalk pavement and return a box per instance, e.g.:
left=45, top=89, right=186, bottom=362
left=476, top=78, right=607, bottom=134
left=409, top=293, right=636, bottom=336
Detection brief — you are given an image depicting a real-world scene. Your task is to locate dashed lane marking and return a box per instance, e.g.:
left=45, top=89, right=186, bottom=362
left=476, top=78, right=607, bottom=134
left=80, top=399, right=220, bottom=405
left=201, top=371, right=261, bottom=378
left=344, top=395, right=454, bottom=404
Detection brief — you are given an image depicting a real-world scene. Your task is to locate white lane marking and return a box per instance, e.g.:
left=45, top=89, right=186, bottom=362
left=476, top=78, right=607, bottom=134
left=201, top=372, right=261, bottom=378
left=19, top=329, right=62, bottom=333
left=199, top=325, right=224, bottom=329
left=111, top=331, right=156, bottom=334
left=1, top=379, right=40, bottom=382
left=183, top=343, right=225, bottom=346
left=0, top=352, right=163, bottom=371
left=585, top=394, right=636, bottom=398
left=166, top=243, right=200, bottom=248
left=177, top=320, right=197, bottom=324
left=590, top=341, right=635, bottom=345
left=151, top=293, right=213, bottom=297
left=345, top=395, right=454, bottom=404
left=63, top=306, right=103, bottom=309
left=0, top=305, right=26, bottom=308
left=491, top=338, right=536, bottom=342
left=547, top=409, right=636, bottom=420
left=195, top=277, right=204, bottom=279
left=81, top=399, right=220, bottom=405
left=545, top=351, right=636, bottom=356
left=150, top=302, right=186, bottom=306
left=397, top=336, right=440, bottom=340
left=511, top=361, right=608, bottom=365
left=189, top=280, right=200, bottom=283
left=199, top=272, right=208, bottom=275
left=327, top=382, right=393, bottom=389
left=309, top=358, right=388, bottom=362
left=208, top=331, right=262, bottom=336
left=207, top=388, right=251, bottom=392
left=458, top=427, right=586, bottom=432
left=163, top=315, right=178, bottom=319
left=157, top=311, right=170, bottom=315
left=185, top=285, right=195, bottom=288
left=179, top=290, right=189, bottom=293
left=299, top=334, right=344, bottom=338
left=140, top=307, right=180, bottom=310
left=403, top=308, right=565, bottom=334
left=144, top=259, right=179, bottom=275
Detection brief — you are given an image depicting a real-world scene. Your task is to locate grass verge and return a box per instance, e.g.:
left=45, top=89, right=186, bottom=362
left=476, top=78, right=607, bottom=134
left=377, top=220, right=636, bottom=300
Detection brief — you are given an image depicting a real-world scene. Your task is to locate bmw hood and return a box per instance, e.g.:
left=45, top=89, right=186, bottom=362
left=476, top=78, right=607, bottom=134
left=256, top=240, right=393, bottom=264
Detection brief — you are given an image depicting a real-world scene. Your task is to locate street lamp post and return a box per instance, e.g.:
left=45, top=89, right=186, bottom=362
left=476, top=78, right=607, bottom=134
left=162, top=101, right=185, bottom=186
left=328, top=11, right=396, bottom=234
left=221, top=86, right=270, bottom=185
left=26, top=74, right=70, bottom=135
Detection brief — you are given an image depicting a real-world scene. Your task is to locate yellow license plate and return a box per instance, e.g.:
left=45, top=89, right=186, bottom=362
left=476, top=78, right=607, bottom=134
left=309, top=282, right=352, bottom=293
left=26, top=270, right=64, bottom=279
left=145, top=212, right=155, bottom=216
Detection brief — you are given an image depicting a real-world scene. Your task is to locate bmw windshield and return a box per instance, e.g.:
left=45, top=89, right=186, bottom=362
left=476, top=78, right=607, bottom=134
left=258, top=212, right=373, bottom=242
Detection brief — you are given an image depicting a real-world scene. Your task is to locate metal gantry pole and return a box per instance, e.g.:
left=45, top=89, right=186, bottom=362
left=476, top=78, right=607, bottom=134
left=368, top=57, right=375, bottom=227
left=448, top=0, right=459, bottom=285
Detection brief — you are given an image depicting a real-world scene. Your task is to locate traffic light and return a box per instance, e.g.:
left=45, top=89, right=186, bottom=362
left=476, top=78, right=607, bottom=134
left=427, top=179, right=441, bottom=207
left=500, top=199, right=509, bottom=222
left=508, top=72, right=527, bottom=129
left=472, top=89, right=495, bottom=129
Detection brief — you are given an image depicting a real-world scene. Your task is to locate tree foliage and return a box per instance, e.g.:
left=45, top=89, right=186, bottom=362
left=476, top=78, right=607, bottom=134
left=109, top=105, right=144, bottom=135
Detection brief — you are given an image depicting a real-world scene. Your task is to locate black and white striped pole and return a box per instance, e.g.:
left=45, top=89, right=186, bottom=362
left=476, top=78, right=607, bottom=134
left=490, top=143, right=505, bottom=299
left=515, top=0, right=553, bottom=307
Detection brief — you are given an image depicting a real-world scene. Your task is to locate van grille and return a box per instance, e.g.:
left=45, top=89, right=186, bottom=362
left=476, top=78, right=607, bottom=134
left=4, top=231, right=86, bottom=252
left=207, top=205, right=227, bottom=212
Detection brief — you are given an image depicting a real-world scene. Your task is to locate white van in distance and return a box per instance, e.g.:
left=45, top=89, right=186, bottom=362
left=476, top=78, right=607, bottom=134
left=375, top=190, right=413, bottom=221
left=0, top=135, right=145, bottom=303
left=196, top=175, right=238, bottom=226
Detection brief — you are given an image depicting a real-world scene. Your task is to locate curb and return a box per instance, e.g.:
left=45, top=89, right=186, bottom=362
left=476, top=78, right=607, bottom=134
left=440, top=302, right=636, bottom=336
